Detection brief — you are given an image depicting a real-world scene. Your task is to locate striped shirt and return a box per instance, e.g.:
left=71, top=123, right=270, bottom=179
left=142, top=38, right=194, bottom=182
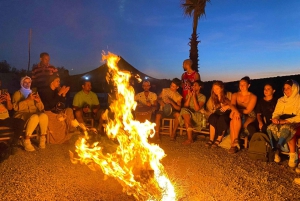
left=31, top=63, right=59, bottom=89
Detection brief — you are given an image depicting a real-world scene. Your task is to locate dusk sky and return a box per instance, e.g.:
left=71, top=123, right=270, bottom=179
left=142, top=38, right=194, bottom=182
left=0, top=0, right=299, bottom=82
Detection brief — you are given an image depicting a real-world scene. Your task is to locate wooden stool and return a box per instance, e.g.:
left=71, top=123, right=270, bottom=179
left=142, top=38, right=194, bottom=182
left=160, top=118, right=174, bottom=136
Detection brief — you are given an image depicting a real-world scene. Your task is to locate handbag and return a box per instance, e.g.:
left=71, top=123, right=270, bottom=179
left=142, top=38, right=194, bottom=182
left=51, top=102, right=66, bottom=114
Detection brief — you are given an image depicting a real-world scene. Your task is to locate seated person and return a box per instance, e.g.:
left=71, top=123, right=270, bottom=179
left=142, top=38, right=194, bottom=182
left=39, top=74, right=75, bottom=144
left=12, top=76, right=48, bottom=151
left=267, top=79, right=300, bottom=168
left=229, top=76, right=257, bottom=154
left=155, top=78, right=182, bottom=141
left=0, top=89, right=25, bottom=155
left=205, top=81, right=239, bottom=148
left=134, top=80, right=157, bottom=122
left=247, top=83, right=277, bottom=137
left=73, top=80, right=103, bottom=131
left=179, top=80, right=206, bottom=145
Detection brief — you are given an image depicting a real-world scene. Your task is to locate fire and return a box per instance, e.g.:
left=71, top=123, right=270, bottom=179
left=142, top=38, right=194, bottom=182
left=70, top=52, right=176, bottom=200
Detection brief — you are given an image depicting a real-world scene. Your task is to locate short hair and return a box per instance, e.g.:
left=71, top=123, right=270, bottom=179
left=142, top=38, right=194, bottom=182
left=142, top=80, right=150, bottom=85
left=264, top=82, right=275, bottom=89
left=184, top=59, right=193, bottom=66
left=40, top=52, right=49, bottom=58
left=240, top=76, right=251, bottom=85
left=171, top=78, right=181, bottom=87
left=81, top=79, right=91, bottom=86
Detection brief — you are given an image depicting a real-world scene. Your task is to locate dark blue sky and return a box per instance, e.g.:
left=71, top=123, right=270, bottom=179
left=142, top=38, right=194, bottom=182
left=0, top=0, right=299, bottom=82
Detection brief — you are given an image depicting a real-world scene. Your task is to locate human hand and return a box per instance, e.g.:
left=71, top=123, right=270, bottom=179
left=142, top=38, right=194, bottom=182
left=271, top=118, right=280, bottom=125
left=33, top=93, right=41, bottom=103
left=0, top=95, right=6, bottom=103
left=258, top=122, right=263, bottom=130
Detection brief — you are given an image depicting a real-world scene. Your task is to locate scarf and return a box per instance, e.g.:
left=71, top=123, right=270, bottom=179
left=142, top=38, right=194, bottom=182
left=20, top=76, right=32, bottom=98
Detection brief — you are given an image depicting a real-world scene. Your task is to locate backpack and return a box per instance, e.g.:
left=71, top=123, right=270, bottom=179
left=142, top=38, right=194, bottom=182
left=248, top=132, right=275, bottom=162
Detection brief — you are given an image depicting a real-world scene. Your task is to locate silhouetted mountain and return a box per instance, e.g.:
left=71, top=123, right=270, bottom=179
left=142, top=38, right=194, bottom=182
left=67, top=56, right=300, bottom=101
left=68, top=56, right=169, bottom=94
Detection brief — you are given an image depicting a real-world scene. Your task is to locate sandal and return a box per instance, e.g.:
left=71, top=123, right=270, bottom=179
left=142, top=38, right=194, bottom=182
left=211, top=140, right=221, bottom=148
left=182, top=139, right=193, bottom=145
left=205, top=140, right=214, bottom=147
left=228, top=146, right=238, bottom=154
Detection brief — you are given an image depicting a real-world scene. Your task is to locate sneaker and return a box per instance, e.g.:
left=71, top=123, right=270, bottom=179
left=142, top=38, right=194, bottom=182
left=274, top=151, right=281, bottom=163
left=288, top=152, right=298, bottom=168
left=39, top=136, right=46, bottom=149
left=23, top=139, right=35, bottom=152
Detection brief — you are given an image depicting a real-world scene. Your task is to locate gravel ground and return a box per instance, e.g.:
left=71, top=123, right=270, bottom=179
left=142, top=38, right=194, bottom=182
left=1, top=132, right=300, bottom=201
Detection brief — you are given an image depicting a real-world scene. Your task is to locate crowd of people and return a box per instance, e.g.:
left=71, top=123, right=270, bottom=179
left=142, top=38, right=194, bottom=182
left=133, top=59, right=300, bottom=180
left=0, top=52, right=105, bottom=155
left=1, top=55, right=300, bottom=183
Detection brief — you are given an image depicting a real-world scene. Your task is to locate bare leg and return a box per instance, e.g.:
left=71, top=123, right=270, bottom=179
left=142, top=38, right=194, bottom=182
left=75, top=109, right=84, bottom=123
left=230, top=117, right=241, bottom=146
left=171, top=112, right=180, bottom=139
left=182, top=114, right=191, bottom=129
left=209, top=124, right=216, bottom=142
left=288, top=136, right=296, bottom=153
left=154, top=113, right=162, bottom=140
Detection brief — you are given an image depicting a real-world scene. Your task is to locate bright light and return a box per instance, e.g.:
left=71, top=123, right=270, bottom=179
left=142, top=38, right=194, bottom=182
left=145, top=76, right=148, bottom=80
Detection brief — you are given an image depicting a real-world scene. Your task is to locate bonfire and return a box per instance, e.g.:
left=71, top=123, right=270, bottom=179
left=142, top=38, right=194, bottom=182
left=70, top=52, right=176, bottom=201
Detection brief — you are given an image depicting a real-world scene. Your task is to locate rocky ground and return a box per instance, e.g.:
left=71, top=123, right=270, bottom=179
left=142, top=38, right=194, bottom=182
left=1, top=132, right=300, bottom=201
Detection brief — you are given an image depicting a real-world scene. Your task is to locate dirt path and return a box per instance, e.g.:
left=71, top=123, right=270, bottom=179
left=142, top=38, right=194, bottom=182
left=1, top=133, right=300, bottom=201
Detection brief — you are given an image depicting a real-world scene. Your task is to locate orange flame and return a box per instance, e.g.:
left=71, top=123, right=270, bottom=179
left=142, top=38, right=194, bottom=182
left=71, top=52, right=176, bottom=200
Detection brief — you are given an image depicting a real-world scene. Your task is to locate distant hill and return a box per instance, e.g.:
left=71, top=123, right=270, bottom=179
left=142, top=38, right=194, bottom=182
left=68, top=56, right=168, bottom=94
left=68, top=56, right=300, bottom=101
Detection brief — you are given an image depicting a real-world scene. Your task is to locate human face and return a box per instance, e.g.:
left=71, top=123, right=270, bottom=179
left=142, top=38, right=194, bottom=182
left=264, top=85, right=274, bottom=97
left=142, top=82, right=151, bottom=92
left=283, top=84, right=292, bottom=97
left=52, top=78, right=60, bottom=89
left=213, top=84, right=222, bottom=96
left=22, top=78, right=31, bottom=89
left=193, top=82, right=201, bottom=93
left=40, top=55, right=50, bottom=66
left=170, top=82, right=178, bottom=92
left=239, top=80, right=249, bottom=92
left=82, top=82, right=92, bottom=92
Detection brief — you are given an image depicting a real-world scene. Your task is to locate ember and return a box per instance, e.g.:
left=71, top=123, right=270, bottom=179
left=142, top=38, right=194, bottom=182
left=70, top=52, right=176, bottom=200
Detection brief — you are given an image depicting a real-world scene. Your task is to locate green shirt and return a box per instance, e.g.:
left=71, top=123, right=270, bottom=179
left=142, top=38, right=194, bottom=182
left=73, top=90, right=100, bottom=112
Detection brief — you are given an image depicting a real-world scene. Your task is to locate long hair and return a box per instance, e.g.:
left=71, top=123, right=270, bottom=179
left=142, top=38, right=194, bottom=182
left=211, top=81, right=227, bottom=107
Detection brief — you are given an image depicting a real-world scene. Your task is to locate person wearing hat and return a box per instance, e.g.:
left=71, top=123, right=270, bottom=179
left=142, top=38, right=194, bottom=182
left=12, top=76, right=48, bottom=151
left=38, top=74, right=75, bottom=144
left=154, top=78, right=182, bottom=142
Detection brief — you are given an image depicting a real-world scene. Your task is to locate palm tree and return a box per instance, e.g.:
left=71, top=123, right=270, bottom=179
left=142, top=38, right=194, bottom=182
left=181, top=0, right=210, bottom=72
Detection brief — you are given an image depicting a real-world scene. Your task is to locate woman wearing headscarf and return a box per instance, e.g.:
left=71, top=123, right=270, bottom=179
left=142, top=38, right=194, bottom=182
left=38, top=74, right=75, bottom=144
left=267, top=79, right=300, bottom=168
left=12, top=76, right=48, bottom=151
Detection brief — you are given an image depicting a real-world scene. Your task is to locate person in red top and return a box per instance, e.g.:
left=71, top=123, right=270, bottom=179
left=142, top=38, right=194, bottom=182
left=181, top=59, right=200, bottom=102
left=31, top=52, right=59, bottom=90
